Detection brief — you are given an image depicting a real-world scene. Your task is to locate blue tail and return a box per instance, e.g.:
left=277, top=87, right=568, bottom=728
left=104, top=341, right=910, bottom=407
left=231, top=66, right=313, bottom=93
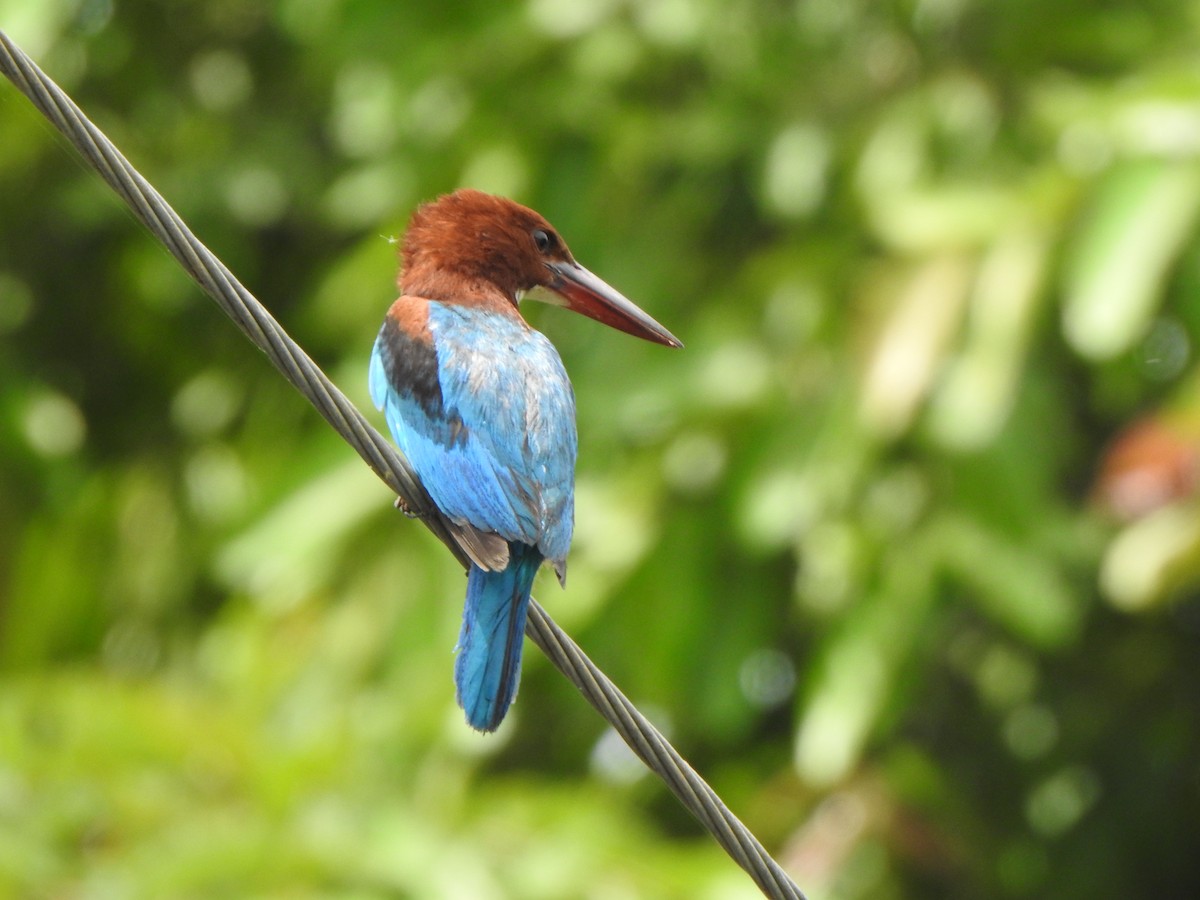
left=455, top=542, right=543, bottom=732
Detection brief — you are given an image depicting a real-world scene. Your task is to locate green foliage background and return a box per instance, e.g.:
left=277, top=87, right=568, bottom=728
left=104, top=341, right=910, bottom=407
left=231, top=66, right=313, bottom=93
left=3, top=1, right=1200, bottom=896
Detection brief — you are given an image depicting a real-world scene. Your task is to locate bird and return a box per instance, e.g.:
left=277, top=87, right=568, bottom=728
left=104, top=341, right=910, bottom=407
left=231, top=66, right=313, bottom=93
left=369, top=189, right=681, bottom=732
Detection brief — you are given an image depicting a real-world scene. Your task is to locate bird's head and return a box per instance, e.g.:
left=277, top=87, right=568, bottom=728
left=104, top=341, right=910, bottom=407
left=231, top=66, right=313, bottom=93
left=401, top=189, right=682, bottom=348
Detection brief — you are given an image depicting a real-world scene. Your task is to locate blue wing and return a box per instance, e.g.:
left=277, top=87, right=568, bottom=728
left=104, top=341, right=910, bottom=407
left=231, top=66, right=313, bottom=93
left=370, top=298, right=576, bottom=570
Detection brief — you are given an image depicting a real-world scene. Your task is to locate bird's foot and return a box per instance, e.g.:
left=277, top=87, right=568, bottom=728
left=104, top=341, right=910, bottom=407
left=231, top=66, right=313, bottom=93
left=394, top=495, right=424, bottom=519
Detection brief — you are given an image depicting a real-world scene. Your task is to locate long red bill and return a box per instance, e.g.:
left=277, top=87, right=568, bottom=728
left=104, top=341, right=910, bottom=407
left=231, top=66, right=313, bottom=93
left=545, top=260, right=683, bottom=349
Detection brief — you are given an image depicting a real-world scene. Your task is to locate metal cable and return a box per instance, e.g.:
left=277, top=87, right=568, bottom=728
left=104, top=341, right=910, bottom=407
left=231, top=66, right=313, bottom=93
left=0, top=30, right=805, bottom=899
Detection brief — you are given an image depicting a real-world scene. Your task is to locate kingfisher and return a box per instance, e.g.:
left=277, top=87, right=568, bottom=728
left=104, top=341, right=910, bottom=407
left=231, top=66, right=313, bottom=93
left=369, top=189, right=681, bottom=732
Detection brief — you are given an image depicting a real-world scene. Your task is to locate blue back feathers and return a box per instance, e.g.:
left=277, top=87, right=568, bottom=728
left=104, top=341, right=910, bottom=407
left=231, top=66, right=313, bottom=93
left=370, top=298, right=577, bottom=730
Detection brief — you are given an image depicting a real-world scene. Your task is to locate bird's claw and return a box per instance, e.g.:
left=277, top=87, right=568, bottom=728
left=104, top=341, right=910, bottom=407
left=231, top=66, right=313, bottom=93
left=394, top=495, right=424, bottom=519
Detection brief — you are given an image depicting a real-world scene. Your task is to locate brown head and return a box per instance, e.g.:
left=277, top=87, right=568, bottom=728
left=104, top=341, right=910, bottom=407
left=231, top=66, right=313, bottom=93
left=400, top=189, right=682, bottom=348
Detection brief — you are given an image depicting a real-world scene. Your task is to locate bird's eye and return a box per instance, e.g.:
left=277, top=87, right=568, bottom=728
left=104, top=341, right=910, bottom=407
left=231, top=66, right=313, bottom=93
left=532, top=228, right=552, bottom=254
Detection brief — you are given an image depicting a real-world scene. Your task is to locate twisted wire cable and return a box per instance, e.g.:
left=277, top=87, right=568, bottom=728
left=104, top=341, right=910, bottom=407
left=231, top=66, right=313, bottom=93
left=0, top=30, right=805, bottom=900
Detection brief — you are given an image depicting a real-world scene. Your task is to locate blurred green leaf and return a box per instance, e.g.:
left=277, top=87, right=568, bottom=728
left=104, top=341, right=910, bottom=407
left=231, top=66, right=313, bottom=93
left=1063, top=160, right=1200, bottom=359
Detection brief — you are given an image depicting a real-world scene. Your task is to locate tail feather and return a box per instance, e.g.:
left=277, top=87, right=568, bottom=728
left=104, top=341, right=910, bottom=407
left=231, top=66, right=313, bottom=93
left=455, top=543, right=543, bottom=732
